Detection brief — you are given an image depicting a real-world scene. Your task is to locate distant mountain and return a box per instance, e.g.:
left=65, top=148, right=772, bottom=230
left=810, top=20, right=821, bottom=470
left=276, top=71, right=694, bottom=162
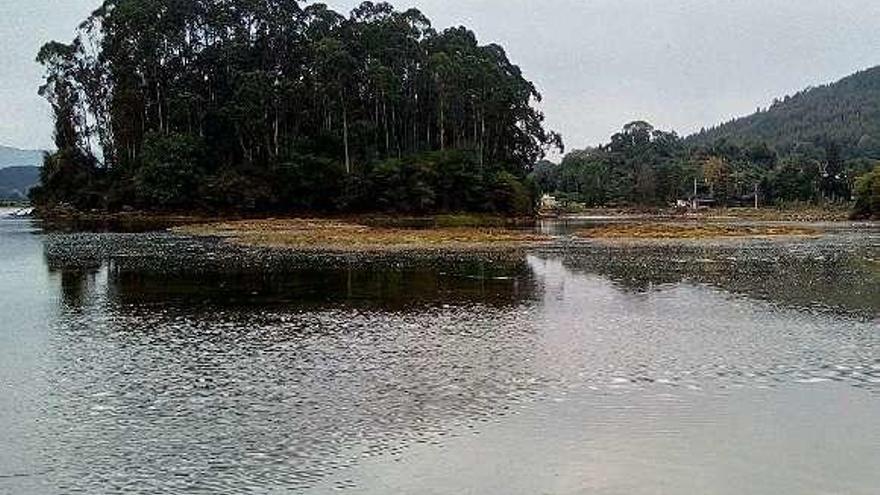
left=0, top=166, right=40, bottom=200
left=689, top=66, right=880, bottom=159
left=0, top=145, right=44, bottom=169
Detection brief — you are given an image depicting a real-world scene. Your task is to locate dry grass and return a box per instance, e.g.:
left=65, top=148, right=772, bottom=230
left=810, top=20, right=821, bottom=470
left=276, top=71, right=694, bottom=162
left=555, top=206, right=852, bottom=222
left=709, top=206, right=851, bottom=222
left=175, top=218, right=550, bottom=252
left=577, top=222, right=822, bottom=240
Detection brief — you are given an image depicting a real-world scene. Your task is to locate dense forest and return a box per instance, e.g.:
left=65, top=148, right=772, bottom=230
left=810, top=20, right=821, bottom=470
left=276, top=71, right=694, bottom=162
left=29, top=0, right=880, bottom=218
left=537, top=68, right=880, bottom=215
left=30, top=0, right=562, bottom=215
left=689, top=66, right=880, bottom=159
left=535, top=120, right=876, bottom=210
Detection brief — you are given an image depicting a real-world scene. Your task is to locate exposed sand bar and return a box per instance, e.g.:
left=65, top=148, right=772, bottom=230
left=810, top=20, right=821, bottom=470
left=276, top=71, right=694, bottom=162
left=175, top=218, right=551, bottom=252
left=577, top=222, right=822, bottom=240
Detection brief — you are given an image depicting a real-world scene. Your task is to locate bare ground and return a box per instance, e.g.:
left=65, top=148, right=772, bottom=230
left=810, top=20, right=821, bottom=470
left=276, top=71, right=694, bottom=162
left=576, top=222, right=822, bottom=241
left=175, top=218, right=551, bottom=252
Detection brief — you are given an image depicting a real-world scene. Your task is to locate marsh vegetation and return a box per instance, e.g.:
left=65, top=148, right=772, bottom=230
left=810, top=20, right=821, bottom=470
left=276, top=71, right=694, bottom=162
left=176, top=218, right=549, bottom=252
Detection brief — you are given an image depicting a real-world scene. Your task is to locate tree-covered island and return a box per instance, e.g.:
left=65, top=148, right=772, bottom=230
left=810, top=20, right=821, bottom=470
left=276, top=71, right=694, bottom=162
left=30, top=0, right=562, bottom=216
left=29, top=0, right=880, bottom=221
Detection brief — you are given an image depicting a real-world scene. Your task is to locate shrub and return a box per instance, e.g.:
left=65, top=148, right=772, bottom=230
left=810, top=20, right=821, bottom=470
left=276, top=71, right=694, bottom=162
left=134, top=132, right=205, bottom=208
left=487, top=171, right=536, bottom=215
left=369, top=157, right=438, bottom=213
left=31, top=148, right=104, bottom=210
left=852, top=165, right=880, bottom=219
left=274, top=154, right=346, bottom=211
left=201, top=168, right=273, bottom=211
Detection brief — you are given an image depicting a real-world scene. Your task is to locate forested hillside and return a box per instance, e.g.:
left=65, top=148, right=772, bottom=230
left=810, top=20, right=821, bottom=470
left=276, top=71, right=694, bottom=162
left=32, top=0, right=561, bottom=214
left=689, top=66, right=880, bottom=160
left=536, top=119, right=877, bottom=210
left=537, top=67, right=880, bottom=213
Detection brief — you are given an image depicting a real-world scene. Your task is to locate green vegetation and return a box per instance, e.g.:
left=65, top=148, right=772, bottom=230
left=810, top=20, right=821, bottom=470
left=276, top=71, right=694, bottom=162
left=690, top=67, right=880, bottom=159
left=27, top=0, right=880, bottom=220
left=30, top=0, right=561, bottom=216
left=853, top=165, right=880, bottom=219
left=535, top=120, right=877, bottom=211
left=536, top=68, right=880, bottom=215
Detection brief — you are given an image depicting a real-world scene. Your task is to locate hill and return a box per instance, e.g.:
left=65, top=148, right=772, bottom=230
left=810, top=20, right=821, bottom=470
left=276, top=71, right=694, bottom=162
left=0, top=166, right=40, bottom=200
left=0, top=145, right=43, bottom=169
left=689, top=66, right=880, bottom=159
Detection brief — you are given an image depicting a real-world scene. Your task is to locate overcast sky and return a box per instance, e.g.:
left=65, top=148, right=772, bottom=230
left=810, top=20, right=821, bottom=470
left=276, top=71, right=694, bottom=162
left=3, top=0, right=880, bottom=155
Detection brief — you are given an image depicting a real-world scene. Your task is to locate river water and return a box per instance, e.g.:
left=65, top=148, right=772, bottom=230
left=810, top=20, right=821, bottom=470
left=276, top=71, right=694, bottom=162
left=1, top=209, right=878, bottom=494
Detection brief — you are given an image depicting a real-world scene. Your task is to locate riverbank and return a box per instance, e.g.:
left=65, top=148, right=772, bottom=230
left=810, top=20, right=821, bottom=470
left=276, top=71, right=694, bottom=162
left=35, top=203, right=854, bottom=228
left=34, top=206, right=536, bottom=229
left=547, top=205, right=853, bottom=222
left=32, top=207, right=868, bottom=250
left=174, top=218, right=550, bottom=252
left=576, top=222, right=822, bottom=241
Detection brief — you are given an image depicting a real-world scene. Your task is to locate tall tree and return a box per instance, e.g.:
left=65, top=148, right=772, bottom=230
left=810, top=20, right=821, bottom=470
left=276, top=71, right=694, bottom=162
left=34, top=0, right=562, bottom=214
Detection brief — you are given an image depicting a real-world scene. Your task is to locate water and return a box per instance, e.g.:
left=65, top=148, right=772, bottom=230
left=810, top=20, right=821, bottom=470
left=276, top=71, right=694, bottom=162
left=1, top=209, right=879, bottom=494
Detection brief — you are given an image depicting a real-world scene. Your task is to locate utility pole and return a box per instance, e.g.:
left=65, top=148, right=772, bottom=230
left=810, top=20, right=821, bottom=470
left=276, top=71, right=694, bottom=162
left=754, top=183, right=759, bottom=209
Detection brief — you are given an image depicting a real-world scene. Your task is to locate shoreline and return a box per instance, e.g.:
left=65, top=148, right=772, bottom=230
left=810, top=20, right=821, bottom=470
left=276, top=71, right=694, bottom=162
left=540, top=205, right=854, bottom=222
left=32, top=204, right=856, bottom=225
left=27, top=207, right=872, bottom=252
left=31, top=208, right=536, bottom=228
left=172, top=217, right=853, bottom=253
left=572, top=222, right=824, bottom=244
left=173, top=218, right=551, bottom=253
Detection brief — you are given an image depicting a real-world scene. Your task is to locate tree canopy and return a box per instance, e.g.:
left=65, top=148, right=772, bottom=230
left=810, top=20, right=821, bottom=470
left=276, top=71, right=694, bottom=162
left=537, top=67, right=880, bottom=212
left=31, top=0, right=562, bottom=215
left=853, top=164, right=880, bottom=219
left=537, top=121, right=876, bottom=209
left=689, top=66, right=880, bottom=161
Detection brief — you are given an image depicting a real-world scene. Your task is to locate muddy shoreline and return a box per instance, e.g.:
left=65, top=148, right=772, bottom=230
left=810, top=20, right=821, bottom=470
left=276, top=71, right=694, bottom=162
left=174, top=218, right=551, bottom=253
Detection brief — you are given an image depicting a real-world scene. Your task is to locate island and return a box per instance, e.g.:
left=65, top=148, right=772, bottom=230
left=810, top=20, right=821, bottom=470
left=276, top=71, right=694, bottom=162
left=26, top=0, right=880, bottom=243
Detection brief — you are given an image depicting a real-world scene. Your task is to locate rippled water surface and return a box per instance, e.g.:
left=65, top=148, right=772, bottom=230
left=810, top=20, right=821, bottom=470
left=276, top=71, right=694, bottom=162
left=1, top=210, right=878, bottom=494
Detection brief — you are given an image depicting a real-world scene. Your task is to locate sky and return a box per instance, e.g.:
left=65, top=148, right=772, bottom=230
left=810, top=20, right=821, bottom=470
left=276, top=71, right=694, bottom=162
left=3, top=0, right=880, bottom=155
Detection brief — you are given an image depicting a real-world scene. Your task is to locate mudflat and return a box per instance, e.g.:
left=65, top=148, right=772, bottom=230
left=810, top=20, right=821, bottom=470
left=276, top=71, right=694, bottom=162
left=175, top=218, right=550, bottom=252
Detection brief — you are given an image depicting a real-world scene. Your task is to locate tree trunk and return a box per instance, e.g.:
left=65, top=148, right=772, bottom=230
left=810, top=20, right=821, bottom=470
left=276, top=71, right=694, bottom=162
left=343, top=104, right=351, bottom=174
left=439, top=95, right=446, bottom=151
left=480, top=110, right=486, bottom=170
left=383, top=99, right=389, bottom=156
left=274, top=106, right=280, bottom=158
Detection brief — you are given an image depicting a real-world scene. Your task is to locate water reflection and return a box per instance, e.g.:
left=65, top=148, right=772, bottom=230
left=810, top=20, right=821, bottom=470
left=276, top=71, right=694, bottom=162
left=527, top=255, right=878, bottom=390
left=548, top=240, right=880, bottom=316
left=41, top=227, right=879, bottom=315
left=45, top=253, right=538, bottom=311
left=40, top=283, right=546, bottom=492
left=3, top=224, right=878, bottom=494
left=106, top=262, right=537, bottom=309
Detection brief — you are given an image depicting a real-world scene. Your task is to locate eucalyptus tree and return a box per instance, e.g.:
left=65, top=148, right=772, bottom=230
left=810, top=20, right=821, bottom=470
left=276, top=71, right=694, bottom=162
left=34, top=0, right=562, bottom=214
